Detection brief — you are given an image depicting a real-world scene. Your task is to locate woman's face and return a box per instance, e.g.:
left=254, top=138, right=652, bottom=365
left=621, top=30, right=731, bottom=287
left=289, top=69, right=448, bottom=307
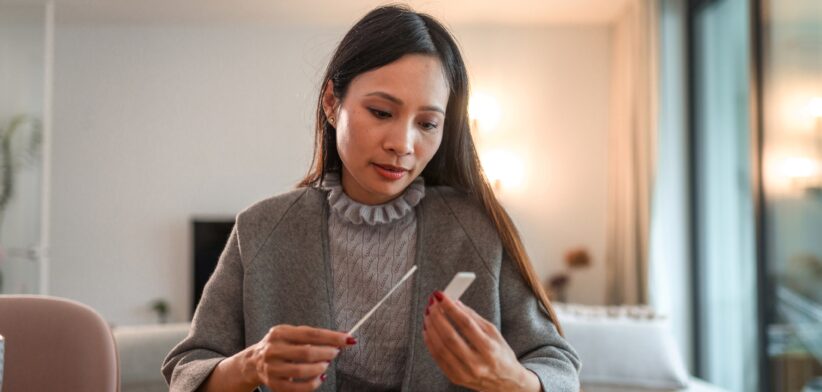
left=324, top=54, right=449, bottom=205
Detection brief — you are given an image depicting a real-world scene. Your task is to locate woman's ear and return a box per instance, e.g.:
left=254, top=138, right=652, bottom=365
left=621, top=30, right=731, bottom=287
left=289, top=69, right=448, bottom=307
left=322, top=80, right=339, bottom=119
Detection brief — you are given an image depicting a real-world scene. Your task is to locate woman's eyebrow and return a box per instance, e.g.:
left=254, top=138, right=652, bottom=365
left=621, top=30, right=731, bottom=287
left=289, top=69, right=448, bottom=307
left=365, top=91, right=445, bottom=114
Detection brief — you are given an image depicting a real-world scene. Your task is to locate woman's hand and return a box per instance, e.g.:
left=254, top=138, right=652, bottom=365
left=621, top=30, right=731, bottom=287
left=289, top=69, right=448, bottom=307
left=243, top=324, right=355, bottom=392
left=423, top=291, right=542, bottom=392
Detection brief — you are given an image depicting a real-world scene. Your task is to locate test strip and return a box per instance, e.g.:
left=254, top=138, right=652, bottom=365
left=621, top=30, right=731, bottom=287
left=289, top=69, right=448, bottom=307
left=443, top=272, right=476, bottom=300
left=348, top=265, right=418, bottom=335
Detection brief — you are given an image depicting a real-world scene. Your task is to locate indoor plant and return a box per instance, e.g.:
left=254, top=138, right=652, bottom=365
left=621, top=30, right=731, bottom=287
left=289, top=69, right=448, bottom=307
left=546, top=247, right=592, bottom=303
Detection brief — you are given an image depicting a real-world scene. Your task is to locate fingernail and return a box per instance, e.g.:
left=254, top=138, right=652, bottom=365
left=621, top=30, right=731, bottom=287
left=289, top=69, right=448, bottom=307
left=346, top=337, right=357, bottom=345
left=428, top=296, right=434, bottom=306
left=425, top=307, right=430, bottom=316
left=326, top=360, right=331, bottom=364
left=321, top=373, right=327, bottom=382
left=434, top=291, right=444, bottom=302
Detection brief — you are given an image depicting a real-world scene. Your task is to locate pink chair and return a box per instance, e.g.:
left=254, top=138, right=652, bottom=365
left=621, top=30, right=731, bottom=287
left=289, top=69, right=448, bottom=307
left=0, top=295, right=119, bottom=391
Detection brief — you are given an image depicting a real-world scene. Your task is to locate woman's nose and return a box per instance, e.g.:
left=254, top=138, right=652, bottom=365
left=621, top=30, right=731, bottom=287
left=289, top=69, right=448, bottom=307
left=383, top=121, right=415, bottom=156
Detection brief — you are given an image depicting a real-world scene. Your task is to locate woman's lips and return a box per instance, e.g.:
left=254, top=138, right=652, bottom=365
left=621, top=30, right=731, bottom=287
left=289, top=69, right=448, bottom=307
left=373, top=163, right=408, bottom=180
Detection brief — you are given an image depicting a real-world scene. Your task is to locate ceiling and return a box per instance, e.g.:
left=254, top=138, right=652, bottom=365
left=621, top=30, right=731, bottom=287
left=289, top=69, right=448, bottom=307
left=1, top=0, right=631, bottom=26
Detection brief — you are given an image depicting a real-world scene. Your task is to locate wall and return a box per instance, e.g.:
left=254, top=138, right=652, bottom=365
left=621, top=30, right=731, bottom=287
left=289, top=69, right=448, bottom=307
left=51, top=20, right=611, bottom=325
left=458, top=26, right=610, bottom=305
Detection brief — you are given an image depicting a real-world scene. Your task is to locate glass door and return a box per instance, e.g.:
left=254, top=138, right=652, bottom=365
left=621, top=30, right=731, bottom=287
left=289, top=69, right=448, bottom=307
left=761, top=0, right=822, bottom=390
left=690, top=0, right=759, bottom=390
left=0, top=3, right=52, bottom=295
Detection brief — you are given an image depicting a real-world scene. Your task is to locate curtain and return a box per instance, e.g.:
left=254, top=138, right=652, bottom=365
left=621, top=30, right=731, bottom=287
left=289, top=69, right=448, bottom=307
left=605, top=0, right=659, bottom=306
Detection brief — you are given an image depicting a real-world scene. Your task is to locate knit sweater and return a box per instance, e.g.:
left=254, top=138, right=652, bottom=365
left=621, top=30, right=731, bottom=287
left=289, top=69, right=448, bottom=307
left=322, top=172, right=425, bottom=391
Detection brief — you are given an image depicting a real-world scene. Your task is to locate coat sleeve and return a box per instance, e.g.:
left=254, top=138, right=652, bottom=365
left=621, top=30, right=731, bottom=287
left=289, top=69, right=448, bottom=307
left=161, top=223, right=248, bottom=392
left=499, top=252, right=582, bottom=392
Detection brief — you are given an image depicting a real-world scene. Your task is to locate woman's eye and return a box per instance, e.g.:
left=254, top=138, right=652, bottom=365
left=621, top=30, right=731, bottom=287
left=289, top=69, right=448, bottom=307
left=369, top=108, right=392, bottom=119
left=419, top=121, right=438, bottom=131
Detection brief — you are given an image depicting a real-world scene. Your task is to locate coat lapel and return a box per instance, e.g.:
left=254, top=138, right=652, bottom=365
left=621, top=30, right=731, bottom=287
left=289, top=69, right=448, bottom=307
left=243, top=189, right=335, bottom=339
left=402, top=188, right=481, bottom=391
left=245, top=188, right=339, bottom=392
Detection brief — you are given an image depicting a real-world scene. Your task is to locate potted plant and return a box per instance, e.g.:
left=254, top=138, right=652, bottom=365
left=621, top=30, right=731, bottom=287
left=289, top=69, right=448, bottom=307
left=150, top=298, right=170, bottom=324
left=546, top=247, right=592, bottom=303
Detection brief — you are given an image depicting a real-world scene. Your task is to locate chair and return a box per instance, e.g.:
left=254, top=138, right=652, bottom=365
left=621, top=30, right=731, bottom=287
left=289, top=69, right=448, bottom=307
left=0, top=295, right=119, bottom=391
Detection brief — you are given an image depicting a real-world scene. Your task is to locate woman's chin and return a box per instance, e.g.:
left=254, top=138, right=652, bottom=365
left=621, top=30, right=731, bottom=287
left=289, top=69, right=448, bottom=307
left=344, top=167, right=416, bottom=204
left=367, top=184, right=407, bottom=204
left=360, top=177, right=413, bottom=203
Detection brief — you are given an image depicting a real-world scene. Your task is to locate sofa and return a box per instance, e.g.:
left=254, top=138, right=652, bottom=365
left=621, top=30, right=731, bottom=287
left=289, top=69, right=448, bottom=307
left=113, top=307, right=727, bottom=392
left=114, top=323, right=189, bottom=392
left=555, top=303, right=726, bottom=392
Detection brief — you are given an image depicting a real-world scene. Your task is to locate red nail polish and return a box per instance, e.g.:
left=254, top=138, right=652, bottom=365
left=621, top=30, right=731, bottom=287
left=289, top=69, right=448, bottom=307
left=425, top=307, right=430, bottom=316
left=346, top=337, right=357, bottom=345
left=321, top=373, right=327, bottom=382
left=434, top=291, right=444, bottom=302
left=428, top=296, right=434, bottom=306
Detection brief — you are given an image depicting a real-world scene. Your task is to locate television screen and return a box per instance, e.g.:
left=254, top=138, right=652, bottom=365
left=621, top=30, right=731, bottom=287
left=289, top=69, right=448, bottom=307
left=191, top=218, right=235, bottom=318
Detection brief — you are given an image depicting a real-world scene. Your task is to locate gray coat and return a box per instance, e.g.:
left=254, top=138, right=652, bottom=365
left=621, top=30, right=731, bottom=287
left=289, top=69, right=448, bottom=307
left=162, top=185, right=581, bottom=391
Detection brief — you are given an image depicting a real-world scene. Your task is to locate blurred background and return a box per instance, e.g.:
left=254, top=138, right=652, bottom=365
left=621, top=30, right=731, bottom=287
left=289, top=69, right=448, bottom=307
left=0, top=0, right=819, bottom=391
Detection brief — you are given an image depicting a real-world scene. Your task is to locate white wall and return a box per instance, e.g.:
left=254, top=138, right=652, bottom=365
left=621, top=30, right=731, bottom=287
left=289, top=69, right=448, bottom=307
left=52, top=24, right=341, bottom=324
left=458, top=26, right=610, bottom=305
left=51, top=20, right=611, bottom=325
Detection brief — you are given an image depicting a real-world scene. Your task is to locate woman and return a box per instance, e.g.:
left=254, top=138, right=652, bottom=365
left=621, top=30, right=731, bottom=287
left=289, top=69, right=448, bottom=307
left=163, top=5, right=581, bottom=392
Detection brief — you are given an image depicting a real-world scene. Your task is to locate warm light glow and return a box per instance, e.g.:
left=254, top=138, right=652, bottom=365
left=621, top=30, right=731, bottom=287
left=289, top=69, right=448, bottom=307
left=468, top=92, right=501, bottom=132
left=771, top=86, right=821, bottom=134
left=807, top=97, right=822, bottom=119
left=480, top=149, right=525, bottom=190
left=781, top=156, right=819, bottom=179
left=764, top=147, right=818, bottom=197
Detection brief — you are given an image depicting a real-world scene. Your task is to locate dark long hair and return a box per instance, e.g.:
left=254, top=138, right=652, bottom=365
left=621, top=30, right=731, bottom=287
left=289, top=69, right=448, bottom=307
left=299, top=4, right=564, bottom=336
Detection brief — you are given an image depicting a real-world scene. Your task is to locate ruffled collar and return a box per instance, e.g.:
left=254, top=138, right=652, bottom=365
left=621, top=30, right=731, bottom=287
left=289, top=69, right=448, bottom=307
left=320, top=171, right=425, bottom=225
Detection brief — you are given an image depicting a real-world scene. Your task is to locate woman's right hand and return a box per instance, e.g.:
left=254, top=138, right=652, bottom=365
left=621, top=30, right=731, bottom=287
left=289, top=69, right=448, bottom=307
left=244, top=324, right=355, bottom=392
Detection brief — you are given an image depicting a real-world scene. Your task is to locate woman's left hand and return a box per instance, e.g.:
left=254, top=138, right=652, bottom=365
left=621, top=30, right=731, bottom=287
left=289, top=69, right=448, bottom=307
left=422, top=291, right=542, bottom=392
